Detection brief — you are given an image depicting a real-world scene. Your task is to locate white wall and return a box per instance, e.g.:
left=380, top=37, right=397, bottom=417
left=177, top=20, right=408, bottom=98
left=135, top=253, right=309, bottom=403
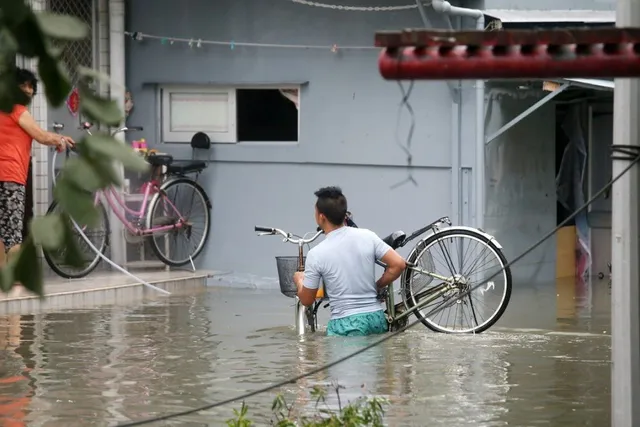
left=588, top=105, right=613, bottom=279
left=484, top=87, right=558, bottom=283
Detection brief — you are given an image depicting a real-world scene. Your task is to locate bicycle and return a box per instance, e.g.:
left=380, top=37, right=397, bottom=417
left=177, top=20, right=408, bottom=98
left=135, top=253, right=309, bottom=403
left=43, top=122, right=212, bottom=279
left=255, top=215, right=512, bottom=335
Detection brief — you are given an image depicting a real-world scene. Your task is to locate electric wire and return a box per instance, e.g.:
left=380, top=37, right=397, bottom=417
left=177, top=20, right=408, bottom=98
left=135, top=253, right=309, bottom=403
left=113, top=144, right=640, bottom=427
left=391, top=80, right=418, bottom=189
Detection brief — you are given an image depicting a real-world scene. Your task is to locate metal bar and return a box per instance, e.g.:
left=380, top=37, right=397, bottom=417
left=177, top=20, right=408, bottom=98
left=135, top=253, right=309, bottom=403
left=406, top=265, right=450, bottom=282
left=374, top=27, right=640, bottom=48
left=612, top=1, right=640, bottom=425
left=108, top=0, right=126, bottom=266
left=377, top=46, right=640, bottom=80
left=393, top=284, right=452, bottom=322
left=485, top=83, right=571, bottom=145
left=295, top=299, right=306, bottom=335
left=414, top=0, right=432, bottom=27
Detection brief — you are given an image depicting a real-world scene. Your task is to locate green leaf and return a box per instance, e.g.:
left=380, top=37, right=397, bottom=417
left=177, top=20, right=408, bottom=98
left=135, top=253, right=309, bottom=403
left=77, top=66, right=121, bottom=90
left=13, top=238, right=43, bottom=297
left=60, top=215, right=88, bottom=268
left=53, top=177, right=100, bottom=228
left=63, top=156, right=107, bottom=191
left=72, top=143, right=124, bottom=186
left=35, top=12, right=88, bottom=40
left=85, top=134, right=150, bottom=173
left=30, top=214, right=65, bottom=250
left=79, top=85, right=123, bottom=126
left=93, top=157, right=124, bottom=186
left=0, top=28, right=18, bottom=56
left=12, top=14, right=49, bottom=58
left=38, top=54, right=71, bottom=106
left=0, top=30, right=20, bottom=113
left=43, top=37, right=62, bottom=59
left=0, top=0, right=31, bottom=24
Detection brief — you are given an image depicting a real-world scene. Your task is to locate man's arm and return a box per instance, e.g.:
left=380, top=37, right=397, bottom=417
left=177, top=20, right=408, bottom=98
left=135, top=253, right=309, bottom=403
left=372, top=232, right=407, bottom=290
left=293, top=251, right=321, bottom=307
left=16, top=110, right=74, bottom=147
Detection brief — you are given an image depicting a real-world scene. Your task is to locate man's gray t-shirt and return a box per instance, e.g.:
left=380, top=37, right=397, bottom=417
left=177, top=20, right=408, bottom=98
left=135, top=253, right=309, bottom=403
left=302, top=226, right=393, bottom=320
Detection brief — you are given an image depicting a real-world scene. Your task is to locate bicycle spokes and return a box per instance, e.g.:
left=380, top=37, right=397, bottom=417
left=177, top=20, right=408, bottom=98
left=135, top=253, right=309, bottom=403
left=405, top=230, right=510, bottom=333
left=148, top=180, right=210, bottom=266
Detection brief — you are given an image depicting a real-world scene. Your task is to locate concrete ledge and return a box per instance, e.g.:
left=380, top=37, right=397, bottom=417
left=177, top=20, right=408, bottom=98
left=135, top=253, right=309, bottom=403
left=0, top=270, right=220, bottom=315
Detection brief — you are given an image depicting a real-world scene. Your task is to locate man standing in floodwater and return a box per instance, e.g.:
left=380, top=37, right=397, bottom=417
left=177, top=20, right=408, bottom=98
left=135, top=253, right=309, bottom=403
left=293, top=186, right=406, bottom=337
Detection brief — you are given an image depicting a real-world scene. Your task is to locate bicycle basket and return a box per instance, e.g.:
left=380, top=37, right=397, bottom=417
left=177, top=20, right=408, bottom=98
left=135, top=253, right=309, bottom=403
left=275, top=256, right=305, bottom=298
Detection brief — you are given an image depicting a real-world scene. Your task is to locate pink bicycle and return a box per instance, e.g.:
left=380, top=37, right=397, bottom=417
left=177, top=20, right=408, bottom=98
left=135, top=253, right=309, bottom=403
left=44, top=122, right=212, bottom=278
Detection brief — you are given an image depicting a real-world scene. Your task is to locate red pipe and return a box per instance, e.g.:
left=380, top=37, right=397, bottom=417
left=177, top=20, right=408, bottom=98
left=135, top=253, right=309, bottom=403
left=378, top=44, right=640, bottom=80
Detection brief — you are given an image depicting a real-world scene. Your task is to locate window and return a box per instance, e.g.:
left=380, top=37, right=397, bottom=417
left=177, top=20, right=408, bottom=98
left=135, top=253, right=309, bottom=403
left=161, top=86, right=237, bottom=143
left=160, top=85, right=300, bottom=143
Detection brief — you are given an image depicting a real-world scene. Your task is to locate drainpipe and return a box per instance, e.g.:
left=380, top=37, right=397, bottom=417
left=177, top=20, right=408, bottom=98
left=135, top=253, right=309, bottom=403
left=413, top=1, right=461, bottom=227
left=109, top=0, right=126, bottom=265
left=431, top=0, right=485, bottom=230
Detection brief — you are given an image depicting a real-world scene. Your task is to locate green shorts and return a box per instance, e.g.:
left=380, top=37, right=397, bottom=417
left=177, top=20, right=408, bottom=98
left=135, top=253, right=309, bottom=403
left=326, top=310, right=388, bottom=337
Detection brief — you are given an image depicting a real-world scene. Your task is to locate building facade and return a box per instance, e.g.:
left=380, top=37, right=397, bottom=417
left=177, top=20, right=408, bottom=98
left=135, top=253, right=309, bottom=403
left=28, top=0, right=616, bottom=287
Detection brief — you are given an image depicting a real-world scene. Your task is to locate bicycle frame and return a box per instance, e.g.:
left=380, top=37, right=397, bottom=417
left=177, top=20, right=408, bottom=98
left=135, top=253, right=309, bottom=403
left=53, top=122, right=190, bottom=237
left=96, top=181, right=187, bottom=236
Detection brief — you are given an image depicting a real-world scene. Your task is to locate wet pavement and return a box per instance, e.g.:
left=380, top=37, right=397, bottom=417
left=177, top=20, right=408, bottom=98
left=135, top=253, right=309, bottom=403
left=0, top=279, right=611, bottom=426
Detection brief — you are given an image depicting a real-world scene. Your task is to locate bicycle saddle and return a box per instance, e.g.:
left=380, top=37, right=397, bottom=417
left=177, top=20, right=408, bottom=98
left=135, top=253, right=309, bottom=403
left=146, top=154, right=173, bottom=166
left=381, top=231, right=406, bottom=249
left=166, top=132, right=209, bottom=175
left=167, top=161, right=207, bottom=174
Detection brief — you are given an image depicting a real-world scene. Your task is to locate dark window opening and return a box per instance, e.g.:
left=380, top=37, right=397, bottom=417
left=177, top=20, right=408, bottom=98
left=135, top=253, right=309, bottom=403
left=236, top=89, right=298, bottom=142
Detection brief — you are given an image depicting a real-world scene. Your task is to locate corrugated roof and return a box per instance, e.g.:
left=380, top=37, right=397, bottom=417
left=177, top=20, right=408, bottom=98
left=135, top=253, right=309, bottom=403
left=483, top=9, right=615, bottom=23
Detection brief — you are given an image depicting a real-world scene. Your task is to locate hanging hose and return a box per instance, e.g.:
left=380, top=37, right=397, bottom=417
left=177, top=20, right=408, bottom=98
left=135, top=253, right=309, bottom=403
left=51, top=148, right=171, bottom=296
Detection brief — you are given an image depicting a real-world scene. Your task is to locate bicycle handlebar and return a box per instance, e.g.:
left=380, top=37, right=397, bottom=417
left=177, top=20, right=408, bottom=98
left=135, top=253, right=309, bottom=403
left=254, top=226, right=324, bottom=245
left=76, top=122, right=144, bottom=136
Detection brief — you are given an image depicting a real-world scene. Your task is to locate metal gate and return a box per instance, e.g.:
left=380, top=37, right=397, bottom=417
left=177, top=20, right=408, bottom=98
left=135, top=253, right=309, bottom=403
left=46, top=0, right=93, bottom=85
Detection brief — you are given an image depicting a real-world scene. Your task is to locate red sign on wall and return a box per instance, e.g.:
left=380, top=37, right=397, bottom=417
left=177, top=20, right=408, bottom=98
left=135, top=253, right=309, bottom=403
left=66, top=87, right=80, bottom=117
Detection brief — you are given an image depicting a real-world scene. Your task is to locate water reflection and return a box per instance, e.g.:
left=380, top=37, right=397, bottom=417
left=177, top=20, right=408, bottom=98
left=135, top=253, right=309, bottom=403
left=0, top=282, right=611, bottom=426
left=0, top=314, right=32, bottom=427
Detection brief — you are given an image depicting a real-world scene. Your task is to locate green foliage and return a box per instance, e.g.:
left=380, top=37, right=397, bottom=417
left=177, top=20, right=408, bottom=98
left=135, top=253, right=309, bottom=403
left=0, top=3, right=149, bottom=295
left=226, top=384, right=388, bottom=427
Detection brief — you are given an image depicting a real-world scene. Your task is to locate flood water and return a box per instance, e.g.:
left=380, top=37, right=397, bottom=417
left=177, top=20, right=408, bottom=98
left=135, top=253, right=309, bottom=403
left=0, top=280, right=612, bottom=426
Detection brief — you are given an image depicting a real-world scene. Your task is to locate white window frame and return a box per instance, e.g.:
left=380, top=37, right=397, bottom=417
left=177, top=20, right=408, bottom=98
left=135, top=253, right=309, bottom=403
left=160, top=84, right=301, bottom=144
left=161, top=85, right=237, bottom=143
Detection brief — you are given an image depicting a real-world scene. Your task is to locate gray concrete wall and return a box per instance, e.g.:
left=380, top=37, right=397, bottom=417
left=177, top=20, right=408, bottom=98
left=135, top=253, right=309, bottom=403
left=125, top=0, right=558, bottom=286
left=124, top=0, right=463, bottom=287
left=484, top=86, right=558, bottom=283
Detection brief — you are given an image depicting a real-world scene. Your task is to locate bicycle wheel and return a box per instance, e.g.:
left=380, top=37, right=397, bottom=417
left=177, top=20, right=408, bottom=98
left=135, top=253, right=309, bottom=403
left=146, top=177, right=211, bottom=267
left=43, top=200, right=110, bottom=279
left=402, top=227, right=512, bottom=334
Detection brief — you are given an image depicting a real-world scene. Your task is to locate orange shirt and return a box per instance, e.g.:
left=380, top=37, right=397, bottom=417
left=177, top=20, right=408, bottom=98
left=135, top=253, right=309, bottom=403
left=0, top=105, right=32, bottom=185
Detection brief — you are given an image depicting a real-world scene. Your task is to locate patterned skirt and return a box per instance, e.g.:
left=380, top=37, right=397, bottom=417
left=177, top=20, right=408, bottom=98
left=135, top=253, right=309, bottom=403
left=0, top=181, right=26, bottom=251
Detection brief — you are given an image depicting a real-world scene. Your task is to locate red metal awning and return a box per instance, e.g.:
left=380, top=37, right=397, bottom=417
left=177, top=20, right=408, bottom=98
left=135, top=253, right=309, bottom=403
left=374, top=28, right=640, bottom=80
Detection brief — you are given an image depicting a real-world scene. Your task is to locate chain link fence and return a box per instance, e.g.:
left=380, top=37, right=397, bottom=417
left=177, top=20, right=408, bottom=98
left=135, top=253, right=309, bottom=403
left=46, top=0, right=93, bottom=85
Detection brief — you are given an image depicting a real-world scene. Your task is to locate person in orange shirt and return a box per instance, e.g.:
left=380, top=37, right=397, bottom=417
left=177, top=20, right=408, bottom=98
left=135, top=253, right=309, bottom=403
left=0, top=68, right=75, bottom=296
